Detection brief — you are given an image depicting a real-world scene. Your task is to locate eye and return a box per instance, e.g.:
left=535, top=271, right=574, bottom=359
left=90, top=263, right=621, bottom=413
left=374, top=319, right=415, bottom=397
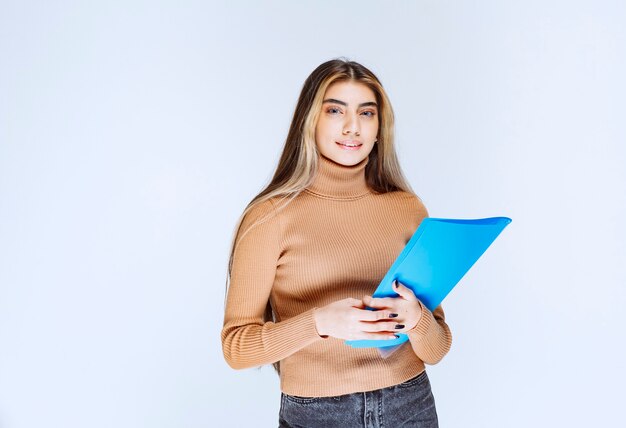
left=326, top=107, right=342, bottom=114
left=361, top=110, right=376, bottom=117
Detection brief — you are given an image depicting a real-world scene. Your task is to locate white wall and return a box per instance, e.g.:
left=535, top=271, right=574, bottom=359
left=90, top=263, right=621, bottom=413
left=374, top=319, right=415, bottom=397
left=1, top=1, right=624, bottom=427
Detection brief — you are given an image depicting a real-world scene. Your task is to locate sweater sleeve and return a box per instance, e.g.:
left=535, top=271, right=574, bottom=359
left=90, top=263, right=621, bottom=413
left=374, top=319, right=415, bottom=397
left=406, top=303, right=452, bottom=364
left=221, top=199, right=324, bottom=370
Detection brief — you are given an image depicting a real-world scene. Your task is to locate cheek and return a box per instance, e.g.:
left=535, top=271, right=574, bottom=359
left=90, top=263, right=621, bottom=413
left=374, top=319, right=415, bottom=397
left=315, top=120, right=329, bottom=139
left=367, top=121, right=379, bottom=137
left=318, top=121, right=340, bottom=142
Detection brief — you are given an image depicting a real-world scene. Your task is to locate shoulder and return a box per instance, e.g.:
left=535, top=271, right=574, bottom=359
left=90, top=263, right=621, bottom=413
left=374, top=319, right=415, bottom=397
left=241, top=198, right=278, bottom=224
left=236, top=198, right=282, bottom=242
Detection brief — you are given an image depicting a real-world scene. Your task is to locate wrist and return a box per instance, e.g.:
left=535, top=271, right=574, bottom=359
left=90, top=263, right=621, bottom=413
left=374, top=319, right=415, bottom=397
left=410, top=301, right=425, bottom=330
left=313, top=308, right=328, bottom=338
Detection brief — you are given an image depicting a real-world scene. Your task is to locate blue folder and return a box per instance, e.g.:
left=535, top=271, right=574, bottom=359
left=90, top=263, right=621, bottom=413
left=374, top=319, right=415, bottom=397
left=346, top=216, right=512, bottom=348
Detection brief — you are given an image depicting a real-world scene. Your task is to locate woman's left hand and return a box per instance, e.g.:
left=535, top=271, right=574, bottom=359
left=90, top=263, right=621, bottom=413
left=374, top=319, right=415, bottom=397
left=362, top=280, right=423, bottom=332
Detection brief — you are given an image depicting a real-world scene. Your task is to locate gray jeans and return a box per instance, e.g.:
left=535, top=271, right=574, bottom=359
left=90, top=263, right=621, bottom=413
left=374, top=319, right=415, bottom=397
left=278, top=370, right=438, bottom=428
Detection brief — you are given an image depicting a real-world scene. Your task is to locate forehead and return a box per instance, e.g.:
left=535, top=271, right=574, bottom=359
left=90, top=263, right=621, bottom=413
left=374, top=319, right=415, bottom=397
left=323, top=80, right=376, bottom=102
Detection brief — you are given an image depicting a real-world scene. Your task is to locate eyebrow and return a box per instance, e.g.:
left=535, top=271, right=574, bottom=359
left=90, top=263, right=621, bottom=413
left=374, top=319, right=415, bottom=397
left=322, top=98, right=378, bottom=108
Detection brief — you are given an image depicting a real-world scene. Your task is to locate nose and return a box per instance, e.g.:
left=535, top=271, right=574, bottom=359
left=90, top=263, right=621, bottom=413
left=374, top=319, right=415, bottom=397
left=342, top=111, right=360, bottom=136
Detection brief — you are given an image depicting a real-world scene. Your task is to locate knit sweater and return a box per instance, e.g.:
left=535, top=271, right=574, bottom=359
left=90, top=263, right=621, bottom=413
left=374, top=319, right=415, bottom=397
left=221, top=154, right=452, bottom=397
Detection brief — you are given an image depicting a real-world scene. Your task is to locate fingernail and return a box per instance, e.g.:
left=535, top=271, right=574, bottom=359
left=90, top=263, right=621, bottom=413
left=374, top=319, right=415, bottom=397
left=395, top=324, right=405, bottom=329
left=389, top=313, right=399, bottom=318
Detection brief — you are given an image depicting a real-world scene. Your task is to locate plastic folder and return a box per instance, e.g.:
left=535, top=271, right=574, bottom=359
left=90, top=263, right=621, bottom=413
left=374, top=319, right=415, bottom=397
left=345, top=216, right=512, bottom=349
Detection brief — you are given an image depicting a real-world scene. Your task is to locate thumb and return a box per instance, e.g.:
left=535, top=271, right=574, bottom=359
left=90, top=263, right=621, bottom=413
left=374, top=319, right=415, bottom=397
left=393, top=280, right=417, bottom=301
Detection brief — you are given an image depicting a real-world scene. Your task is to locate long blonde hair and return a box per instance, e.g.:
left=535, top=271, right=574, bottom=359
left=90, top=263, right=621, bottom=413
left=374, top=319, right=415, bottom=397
left=226, top=58, right=414, bottom=372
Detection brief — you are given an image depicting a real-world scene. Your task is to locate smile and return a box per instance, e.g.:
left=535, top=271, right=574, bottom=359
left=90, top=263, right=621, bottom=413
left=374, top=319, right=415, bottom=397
left=336, top=140, right=363, bottom=150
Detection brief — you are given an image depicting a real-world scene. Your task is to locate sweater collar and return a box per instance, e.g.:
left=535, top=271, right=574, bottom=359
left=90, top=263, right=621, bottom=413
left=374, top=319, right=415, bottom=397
left=306, top=154, right=371, bottom=199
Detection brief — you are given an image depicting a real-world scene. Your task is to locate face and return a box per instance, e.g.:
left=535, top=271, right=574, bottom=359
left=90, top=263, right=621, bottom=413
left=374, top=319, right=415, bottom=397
left=314, top=80, right=379, bottom=166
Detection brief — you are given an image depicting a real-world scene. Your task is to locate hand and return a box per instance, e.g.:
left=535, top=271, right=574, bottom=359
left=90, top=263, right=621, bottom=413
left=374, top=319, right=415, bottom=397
left=362, top=280, right=423, bottom=332
left=313, top=297, right=400, bottom=341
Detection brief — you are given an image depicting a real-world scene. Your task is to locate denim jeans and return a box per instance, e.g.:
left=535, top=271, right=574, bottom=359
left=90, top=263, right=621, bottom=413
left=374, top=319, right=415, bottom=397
left=278, top=370, right=438, bottom=428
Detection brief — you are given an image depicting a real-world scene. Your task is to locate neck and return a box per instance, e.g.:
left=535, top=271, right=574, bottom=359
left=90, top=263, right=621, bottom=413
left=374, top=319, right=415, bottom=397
left=306, top=154, right=371, bottom=199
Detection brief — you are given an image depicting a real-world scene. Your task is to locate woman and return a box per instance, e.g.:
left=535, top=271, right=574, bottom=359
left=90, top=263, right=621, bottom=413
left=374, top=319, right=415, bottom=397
left=222, top=58, right=452, bottom=427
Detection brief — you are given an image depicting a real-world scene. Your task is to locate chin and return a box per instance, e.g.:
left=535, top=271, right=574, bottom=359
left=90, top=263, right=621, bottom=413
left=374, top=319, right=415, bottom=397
left=329, top=154, right=367, bottom=166
left=318, top=144, right=373, bottom=166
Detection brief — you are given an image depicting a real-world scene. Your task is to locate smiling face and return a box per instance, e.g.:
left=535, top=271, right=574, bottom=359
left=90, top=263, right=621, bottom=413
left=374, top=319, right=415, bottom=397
left=314, top=80, right=379, bottom=166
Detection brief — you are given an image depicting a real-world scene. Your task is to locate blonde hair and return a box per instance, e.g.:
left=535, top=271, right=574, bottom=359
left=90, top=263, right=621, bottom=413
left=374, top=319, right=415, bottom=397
left=225, top=58, right=414, bottom=372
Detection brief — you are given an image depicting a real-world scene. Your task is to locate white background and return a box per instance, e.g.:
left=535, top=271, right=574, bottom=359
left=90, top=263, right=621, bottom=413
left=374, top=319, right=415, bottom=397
left=1, top=1, right=625, bottom=427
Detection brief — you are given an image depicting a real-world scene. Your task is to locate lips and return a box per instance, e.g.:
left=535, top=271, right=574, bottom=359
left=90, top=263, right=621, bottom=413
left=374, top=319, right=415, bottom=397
left=336, top=140, right=363, bottom=149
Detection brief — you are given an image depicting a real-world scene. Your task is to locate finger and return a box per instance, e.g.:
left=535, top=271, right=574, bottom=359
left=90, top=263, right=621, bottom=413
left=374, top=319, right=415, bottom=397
left=347, top=297, right=365, bottom=308
left=362, top=295, right=397, bottom=309
left=393, top=280, right=417, bottom=301
left=357, top=308, right=399, bottom=322
left=355, top=332, right=399, bottom=341
left=359, top=321, right=405, bottom=333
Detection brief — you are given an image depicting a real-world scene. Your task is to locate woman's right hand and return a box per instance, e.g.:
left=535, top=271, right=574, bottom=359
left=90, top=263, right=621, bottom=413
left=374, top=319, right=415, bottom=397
left=313, top=298, right=401, bottom=341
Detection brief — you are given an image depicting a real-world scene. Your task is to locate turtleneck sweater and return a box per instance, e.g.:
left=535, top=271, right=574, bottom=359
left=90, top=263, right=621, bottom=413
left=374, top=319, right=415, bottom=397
left=222, top=155, right=452, bottom=397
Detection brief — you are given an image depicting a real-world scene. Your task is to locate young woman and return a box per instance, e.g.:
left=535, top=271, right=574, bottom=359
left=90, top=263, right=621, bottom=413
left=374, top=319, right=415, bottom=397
left=222, top=59, right=452, bottom=427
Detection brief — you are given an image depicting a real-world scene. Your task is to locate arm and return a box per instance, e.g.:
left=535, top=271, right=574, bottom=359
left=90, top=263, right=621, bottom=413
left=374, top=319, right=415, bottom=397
left=405, top=302, right=452, bottom=365
left=363, top=283, right=452, bottom=365
left=221, top=200, right=323, bottom=370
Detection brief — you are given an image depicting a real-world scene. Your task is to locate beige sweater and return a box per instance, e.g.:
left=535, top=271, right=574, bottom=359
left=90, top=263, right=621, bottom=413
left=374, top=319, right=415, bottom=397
left=222, top=155, right=452, bottom=397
